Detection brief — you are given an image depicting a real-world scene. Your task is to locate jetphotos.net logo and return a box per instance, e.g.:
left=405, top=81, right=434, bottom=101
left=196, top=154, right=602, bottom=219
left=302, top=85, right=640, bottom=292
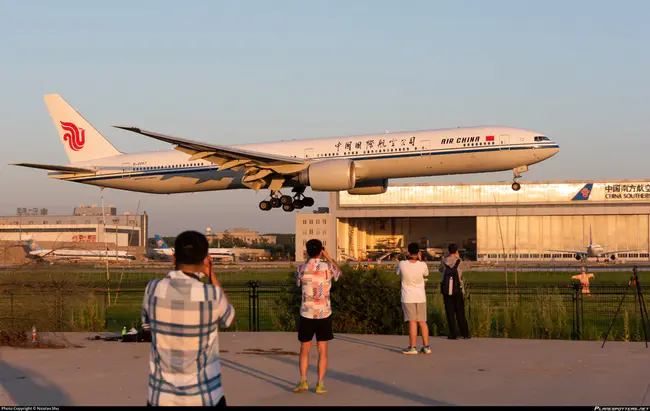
left=572, top=183, right=593, bottom=201
left=60, top=121, right=86, bottom=151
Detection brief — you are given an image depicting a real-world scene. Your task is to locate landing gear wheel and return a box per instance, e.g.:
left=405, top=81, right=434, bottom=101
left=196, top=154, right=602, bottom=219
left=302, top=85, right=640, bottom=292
left=512, top=182, right=521, bottom=191
left=259, top=201, right=272, bottom=211
left=270, top=197, right=281, bottom=208
left=280, top=195, right=293, bottom=205
left=303, top=197, right=315, bottom=207
left=293, top=199, right=304, bottom=209
left=282, top=203, right=295, bottom=212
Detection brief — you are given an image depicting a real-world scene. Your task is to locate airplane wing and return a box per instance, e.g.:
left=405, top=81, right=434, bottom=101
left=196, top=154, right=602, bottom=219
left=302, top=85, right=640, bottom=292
left=113, top=126, right=308, bottom=191
left=11, top=163, right=97, bottom=174
left=600, top=249, right=645, bottom=256
left=547, top=249, right=585, bottom=255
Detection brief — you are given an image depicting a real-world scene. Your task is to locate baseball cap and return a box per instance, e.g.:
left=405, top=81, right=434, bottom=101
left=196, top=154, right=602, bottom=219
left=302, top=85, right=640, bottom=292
left=174, top=231, right=209, bottom=265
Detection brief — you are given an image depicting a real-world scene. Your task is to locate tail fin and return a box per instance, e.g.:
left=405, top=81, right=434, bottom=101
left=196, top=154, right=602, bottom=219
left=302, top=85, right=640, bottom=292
left=154, top=235, right=169, bottom=249
left=24, top=239, right=43, bottom=252
left=571, top=183, right=593, bottom=201
left=43, top=94, right=122, bottom=164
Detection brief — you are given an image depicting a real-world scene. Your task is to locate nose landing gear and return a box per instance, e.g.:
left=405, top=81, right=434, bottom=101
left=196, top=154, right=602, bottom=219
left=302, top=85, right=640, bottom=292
left=511, top=165, right=528, bottom=191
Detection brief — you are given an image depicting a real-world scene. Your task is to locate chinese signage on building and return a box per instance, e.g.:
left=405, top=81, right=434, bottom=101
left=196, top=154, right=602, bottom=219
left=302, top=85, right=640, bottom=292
left=72, top=235, right=97, bottom=243
left=603, top=183, right=650, bottom=200
left=16, top=207, right=48, bottom=216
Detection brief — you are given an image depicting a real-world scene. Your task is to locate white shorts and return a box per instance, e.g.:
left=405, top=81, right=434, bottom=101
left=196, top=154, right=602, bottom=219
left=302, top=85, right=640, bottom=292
left=402, top=302, right=427, bottom=322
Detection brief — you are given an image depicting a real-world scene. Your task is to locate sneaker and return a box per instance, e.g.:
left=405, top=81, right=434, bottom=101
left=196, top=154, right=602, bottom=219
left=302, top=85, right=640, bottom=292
left=315, top=384, right=328, bottom=394
left=419, top=345, right=431, bottom=354
left=402, top=346, right=418, bottom=355
left=293, top=381, right=308, bottom=393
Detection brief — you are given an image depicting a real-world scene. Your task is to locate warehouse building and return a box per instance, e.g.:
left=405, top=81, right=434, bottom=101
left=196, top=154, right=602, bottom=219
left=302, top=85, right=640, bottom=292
left=0, top=204, right=148, bottom=251
left=297, top=180, right=650, bottom=263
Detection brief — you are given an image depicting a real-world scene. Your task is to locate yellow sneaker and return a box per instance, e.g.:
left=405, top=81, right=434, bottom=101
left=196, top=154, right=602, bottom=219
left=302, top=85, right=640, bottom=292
left=293, top=381, right=308, bottom=393
left=315, top=384, right=328, bottom=394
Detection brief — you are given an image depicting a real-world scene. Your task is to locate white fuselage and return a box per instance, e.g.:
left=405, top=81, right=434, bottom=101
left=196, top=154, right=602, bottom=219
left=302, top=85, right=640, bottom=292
left=586, top=244, right=605, bottom=257
left=153, top=247, right=235, bottom=258
left=29, top=249, right=136, bottom=261
left=47, top=126, right=559, bottom=194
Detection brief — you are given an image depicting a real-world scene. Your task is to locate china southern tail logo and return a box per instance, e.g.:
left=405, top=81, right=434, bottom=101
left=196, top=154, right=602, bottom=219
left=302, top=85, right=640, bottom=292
left=572, top=183, right=593, bottom=201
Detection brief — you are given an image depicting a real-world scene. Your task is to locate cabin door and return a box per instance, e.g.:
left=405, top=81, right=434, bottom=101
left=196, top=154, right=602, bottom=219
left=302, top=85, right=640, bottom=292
left=121, top=162, right=133, bottom=179
left=420, top=140, right=431, bottom=155
left=499, top=134, right=510, bottom=150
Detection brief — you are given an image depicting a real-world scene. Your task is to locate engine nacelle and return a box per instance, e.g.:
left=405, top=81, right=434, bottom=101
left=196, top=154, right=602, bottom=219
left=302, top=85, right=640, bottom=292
left=298, top=159, right=356, bottom=191
left=610, top=254, right=616, bottom=261
left=575, top=254, right=582, bottom=261
left=347, top=179, right=388, bottom=195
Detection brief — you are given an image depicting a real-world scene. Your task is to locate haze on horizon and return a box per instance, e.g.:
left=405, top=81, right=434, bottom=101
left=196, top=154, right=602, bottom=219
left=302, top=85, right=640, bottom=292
left=1, top=0, right=649, bottom=236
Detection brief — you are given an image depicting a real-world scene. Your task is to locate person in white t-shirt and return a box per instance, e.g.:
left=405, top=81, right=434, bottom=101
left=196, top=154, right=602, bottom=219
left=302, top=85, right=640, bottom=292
left=396, top=242, right=431, bottom=355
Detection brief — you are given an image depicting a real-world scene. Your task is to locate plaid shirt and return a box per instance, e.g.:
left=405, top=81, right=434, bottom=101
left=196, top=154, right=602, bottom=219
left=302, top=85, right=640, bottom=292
left=297, top=258, right=342, bottom=319
left=141, top=270, right=235, bottom=406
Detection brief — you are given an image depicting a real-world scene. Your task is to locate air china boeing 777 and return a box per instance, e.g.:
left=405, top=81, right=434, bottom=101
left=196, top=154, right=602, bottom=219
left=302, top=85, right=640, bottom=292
left=13, top=94, right=560, bottom=212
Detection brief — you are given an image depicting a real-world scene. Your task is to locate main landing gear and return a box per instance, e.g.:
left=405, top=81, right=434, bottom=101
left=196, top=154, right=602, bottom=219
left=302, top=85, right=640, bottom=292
left=259, top=190, right=315, bottom=212
left=511, top=165, right=528, bottom=191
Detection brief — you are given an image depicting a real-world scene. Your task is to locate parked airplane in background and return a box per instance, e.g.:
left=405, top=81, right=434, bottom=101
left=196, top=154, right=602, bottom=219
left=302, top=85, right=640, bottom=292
left=20, top=239, right=136, bottom=262
left=152, top=235, right=236, bottom=262
left=548, top=227, right=643, bottom=262
left=13, top=94, right=560, bottom=212
left=370, top=237, right=445, bottom=262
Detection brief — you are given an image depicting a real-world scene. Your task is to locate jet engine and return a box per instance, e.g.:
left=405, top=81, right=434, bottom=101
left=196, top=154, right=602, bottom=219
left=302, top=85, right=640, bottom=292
left=610, top=254, right=616, bottom=261
left=575, top=254, right=582, bottom=261
left=347, top=179, right=388, bottom=195
left=298, top=159, right=356, bottom=191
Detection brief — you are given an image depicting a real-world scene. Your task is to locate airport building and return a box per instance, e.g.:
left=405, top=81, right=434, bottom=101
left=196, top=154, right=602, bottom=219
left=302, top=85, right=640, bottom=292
left=295, top=208, right=334, bottom=261
left=297, top=180, right=650, bottom=263
left=0, top=204, right=148, bottom=251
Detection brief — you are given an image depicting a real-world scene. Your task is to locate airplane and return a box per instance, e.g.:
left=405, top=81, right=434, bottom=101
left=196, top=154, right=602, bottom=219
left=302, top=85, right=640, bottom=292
left=370, top=237, right=445, bottom=262
left=19, top=239, right=136, bottom=262
left=152, top=235, right=236, bottom=262
left=548, top=226, right=643, bottom=263
left=12, top=94, right=560, bottom=212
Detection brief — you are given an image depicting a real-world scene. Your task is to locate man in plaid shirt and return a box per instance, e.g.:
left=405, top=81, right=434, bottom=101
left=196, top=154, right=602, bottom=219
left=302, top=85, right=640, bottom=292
left=141, top=231, right=235, bottom=407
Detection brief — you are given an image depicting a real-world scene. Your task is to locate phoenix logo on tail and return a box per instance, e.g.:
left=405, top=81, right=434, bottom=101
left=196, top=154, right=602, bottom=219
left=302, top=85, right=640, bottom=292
left=60, top=121, right=86, bottom=151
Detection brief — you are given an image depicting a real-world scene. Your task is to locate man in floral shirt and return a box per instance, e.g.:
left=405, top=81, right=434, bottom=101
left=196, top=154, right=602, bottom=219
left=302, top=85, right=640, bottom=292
left=293, top=239, right=342, bottom=395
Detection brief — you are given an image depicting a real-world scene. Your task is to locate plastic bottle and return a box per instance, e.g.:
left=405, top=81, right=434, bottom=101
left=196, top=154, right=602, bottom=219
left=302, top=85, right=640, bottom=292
left=32, top=325, right=36, bottom=344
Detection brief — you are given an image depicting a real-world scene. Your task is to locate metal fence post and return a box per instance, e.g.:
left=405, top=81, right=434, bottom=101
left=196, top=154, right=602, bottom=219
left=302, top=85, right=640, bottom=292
left=570, top=283, right=583, bottom=340
left=466, top=283, right=471, bottom=320
left=247, top=281, right=261, bottom=332
left=10, top=291, right=15, bottom=330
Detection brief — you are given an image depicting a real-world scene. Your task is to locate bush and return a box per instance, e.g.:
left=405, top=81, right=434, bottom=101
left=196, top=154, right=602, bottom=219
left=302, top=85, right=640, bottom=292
left=275, top=265, right=406, bottom=335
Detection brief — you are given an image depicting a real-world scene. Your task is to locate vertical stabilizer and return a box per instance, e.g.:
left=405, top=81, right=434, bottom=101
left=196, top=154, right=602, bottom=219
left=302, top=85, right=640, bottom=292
left=24, top=239, right=43, bottom=252
left=154, top=235, right=170, bottom=249
left=43, top=94, right=122, bottom=164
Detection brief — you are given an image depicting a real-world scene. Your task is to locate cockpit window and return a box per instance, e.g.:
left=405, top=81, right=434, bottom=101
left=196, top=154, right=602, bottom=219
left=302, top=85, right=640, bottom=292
left=534, top=136, right=550, bottom=141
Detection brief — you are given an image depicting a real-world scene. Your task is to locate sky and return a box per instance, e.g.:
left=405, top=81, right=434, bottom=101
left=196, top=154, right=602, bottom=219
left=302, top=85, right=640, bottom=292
left=1, top=0, right=649, bottom=236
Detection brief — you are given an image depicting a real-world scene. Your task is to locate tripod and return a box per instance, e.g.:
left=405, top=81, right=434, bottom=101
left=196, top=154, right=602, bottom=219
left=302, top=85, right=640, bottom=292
left=602, top=267, right=649, bottom=348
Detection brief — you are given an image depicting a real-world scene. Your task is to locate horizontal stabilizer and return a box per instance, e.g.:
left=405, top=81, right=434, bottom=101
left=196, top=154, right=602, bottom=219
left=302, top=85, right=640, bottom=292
left=11, top=163, right=96, bottom=174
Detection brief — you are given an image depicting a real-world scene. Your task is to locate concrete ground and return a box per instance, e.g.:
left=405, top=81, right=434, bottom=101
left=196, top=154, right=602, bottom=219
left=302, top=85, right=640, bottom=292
left=0, top=332, right=649, bottom=406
